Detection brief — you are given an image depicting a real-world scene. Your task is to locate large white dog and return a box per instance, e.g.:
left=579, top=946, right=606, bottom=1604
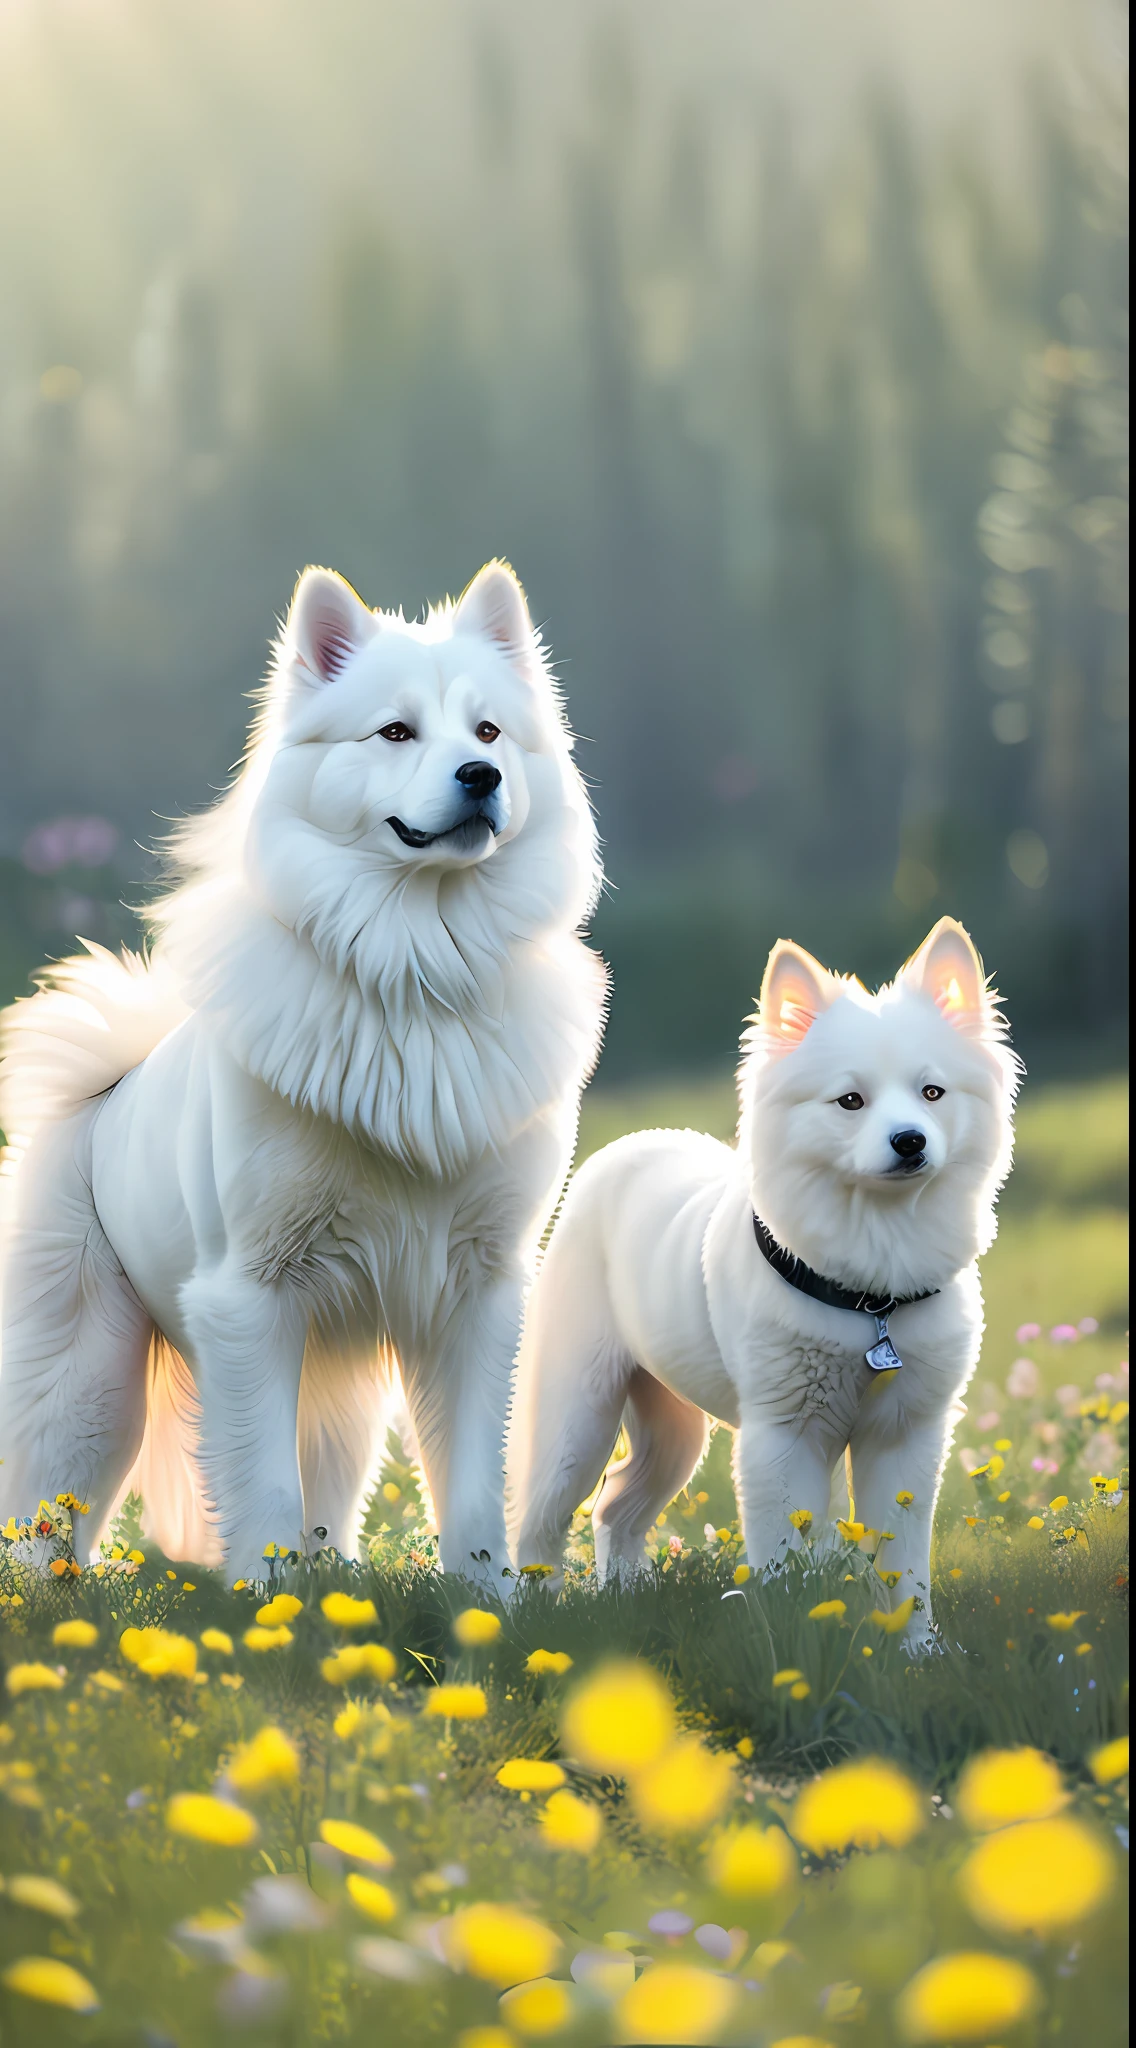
left=0, top=560, right=605, bottom=1580
left=509, top=921, right=1019, bottom=1643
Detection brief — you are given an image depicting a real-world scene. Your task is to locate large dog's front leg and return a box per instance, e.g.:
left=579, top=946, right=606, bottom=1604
left=401, top=1270, right=522, bottom=1584
left=848, top=1408, right=952, bottom=1647
left=733, top=1410, right=835, bottom=1572
left=181, top=1262, right=308, bottom=1580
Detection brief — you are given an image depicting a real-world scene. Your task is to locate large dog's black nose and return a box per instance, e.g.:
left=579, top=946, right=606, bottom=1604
left=890, top=1127, right=927, bottom=1159
left=455, top=760, right=502, bottom=797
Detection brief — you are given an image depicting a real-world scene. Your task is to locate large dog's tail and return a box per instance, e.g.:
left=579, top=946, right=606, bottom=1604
left=0, top=941, right=188, bottom=1157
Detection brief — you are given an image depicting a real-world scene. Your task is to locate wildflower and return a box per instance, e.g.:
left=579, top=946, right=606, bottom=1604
left=453, top=1607, right=502, bottom=1647
left=955, top=1747, right=1067, bottom=1831
left=346, top=1872, right=397, bottom=1922
left=876, top=1568, right=903, bottom=1589
left=959, top=1815, right=1115, bottom=1932
left=896, top=1950, right=1039, bottom=2042
left=127, top=1548, right=145, bottom=1564
left=4, top=1875, right=80, bottom=1918
left=632, top=1737, right=734, bottom=1834
left=561, top=1661, right=674, bottom=1774
left=1007, top=1356, right=1039, bottom=1397
left=1, top=1957, right=100, bottom=2011
left=120, top=1627, right=197, bottom=1680
left=220, top=1673, right=244, bottom=1690
left=1045, top=1611, right=1086, bottom=1632
left=540, top=1788, right=603, bottom=1852
left=616, top=1961, right=737, bottom=2044
left=227, top=1726, right=300, bottom=1792
left=836, top=1518, right=865, bottom=1542
left=499, top=1977, right=573, bottom=2036
left=773, top=1668, right=804, bottom=1688
left=497, top=1759, right=567, bottom=1792
left=525, top=1649, right=573, bottom=1676
left=88, top=1671, right=124, bottom=1694
left=321, top=1643, right=396, bottom=1685
left=244, top=1625, right=293, bottom=1651
left=518, top=1563, right=555, bottom=1577
left=1048, top=1494, right=1069, bottom=1511
left=736, top=1735, right=754, bottom=1758
left=200, top=1628, right=233, bottom=1655
left=6, top=1663, right=65, bottom=1696
left=732, top=1563, right=751, bottom=1585
left=715, top=1527, right=732, bottom=1542
left=166, top=1793, right=258, bottom=1846
left=869, top=1597, right=916, bottom=1634
left=1089, top=1736, right=1129, bottom=1785
left=319, top=1817, right=394, bottom=1868
left=808, top=1599, right=846, bottom=1621
left=457, top=2032, right=514, bottom=2048
left=895, top=1490, right=914, bottom=1507
left=51, top=1619, right=98, bottom=1650
left=321, top=1591, right=377, bottom=1629
left=707, top=1822, right=797, bottom=1896
left=255, top=1593, right=302, bottom=1626
left=1027, top=1516, right=1044, bottom=1530
left=792, top=1758, right=924, bottom=1855
left=789, top=1680, right=811, bottom=1699
left=49, top=1558, right=80, bottom=1578
left=788, top=1508, right=813, bottom=1532
left=448, top=1902, right=561, bottom=1987
left=424, top=1684, right=487, bottom=1720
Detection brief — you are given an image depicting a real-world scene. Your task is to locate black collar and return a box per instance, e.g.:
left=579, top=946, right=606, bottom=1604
left=752, top=1211, right=939, bottom=1318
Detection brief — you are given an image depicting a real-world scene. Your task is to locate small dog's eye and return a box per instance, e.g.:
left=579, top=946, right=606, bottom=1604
left=376, top=720, right=415, bottom=743
left=922, top=1084, right=945, bottom=1102
left=836, top=1091, right=865, bottom=1111
left=475, top=720, right=500, bottom=743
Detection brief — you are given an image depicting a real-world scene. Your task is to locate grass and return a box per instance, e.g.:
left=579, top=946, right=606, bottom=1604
left=0, top=1070, right=1128, bottom=2044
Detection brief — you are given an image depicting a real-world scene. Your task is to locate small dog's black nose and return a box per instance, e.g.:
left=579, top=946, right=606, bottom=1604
left=455, top=760, right=501, bottom=796
left=890, top=1127, right=926, bottom=1159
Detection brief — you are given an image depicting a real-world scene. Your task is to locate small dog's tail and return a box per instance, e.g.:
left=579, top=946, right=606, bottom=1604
left=0, top=942, right=188, bottom=1158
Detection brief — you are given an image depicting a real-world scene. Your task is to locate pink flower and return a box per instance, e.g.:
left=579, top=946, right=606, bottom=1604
left=1031, top=1456, right=1059, bottom=1474
left=668, top=1534, right=683, bottom=1556
left=1050, top=1324, right=1079, bottom=1344
left=1079, top=1317, right=1099, bottom=1335
left=1006, top=1358, right=1039, bottom=1399
left=1015, top=1323, right=1042, bottom=1343
left=977, top=1411, right=1000, bottom=1431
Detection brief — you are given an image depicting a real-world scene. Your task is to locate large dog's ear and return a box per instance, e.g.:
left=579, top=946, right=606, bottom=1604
left=900, top=916, right=991, bottom=1037
left=757, top=939, right=837, bottom=1052
left=285, top=567, right=377, bottom=685
left=452, top=560, right=538, bottom=680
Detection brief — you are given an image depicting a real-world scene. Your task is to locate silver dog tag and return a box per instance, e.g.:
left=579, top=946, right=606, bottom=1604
left=865, top=1314, right=902, bottom=1373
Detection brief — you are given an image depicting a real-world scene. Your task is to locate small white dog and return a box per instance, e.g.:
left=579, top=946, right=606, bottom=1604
left=509, top=920, right=1019, bottom=1641
left=0, top=560, right=605, bottom=1580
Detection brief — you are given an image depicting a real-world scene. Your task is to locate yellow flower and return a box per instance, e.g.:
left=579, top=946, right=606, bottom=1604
left=127, top=1547, right=145, bottom=1564
left=200, top=1628, right=233, bottom=1655
left=5, top=1663, right=65, bottom=1696
left=631, top=1737, right=734, bottom=1834
left=320, top=1592, right=378, bottom=1629
left=448, top=1902, right=561, bottom=1987
left=120, top=1627, right=197, bottom=1680
left=836, top=1519, right=865, bottom=1542
left=88, top=1671, right=124, bottom=1694
left=220, top=1673, right=244, bottom=1691
left=736, top=1735, right=754, bottom=1758
left=243, top=1625, right=293, bottom=1652
left=318, top=1818, right=394, bottom=1868
left=616, top=1961, right=737, bottom=2044
left=1045, top=1611, right=1086, bottom=1631
left=772, top=1668, right=804, bottom=1688
left=955, top=1747, right=1067, bottom=1831
left=525, top=1649, right=573, bottom=1676
left=51, top=1619, right=97, bottom=1650
left=959, top=1814, right=1115, bottom=1933
left=1, top=1956, right=100, bottom=2011
left=895, top=1490, right=915, bottom=1507
left=346, top=1871, right=397, bottom=1922
left=166, top=1792, right=258, bottom=1846
left=255, top=1593, right=302, bottom=1626
left=869, top=1597, right=916, bottom=1634
left=1027, top=1515, right=1045, bottom=1530
left=382, top=1481, right=401, bottom=1501
left=540, top=1788, right=603, bottom=1852
left=499, top=1977, right=573, bottom=2037
left=1048, top=1494, right=1069, bottom=1511
left=453, top=1607, right=503, bottom=1647
left=897, top=1950, right=1039, bottom=2042
left=792, top=1759, right=924, bottom=1855
left=1089, top=1736, right=1129, bottom=1785
left=457, top=2031, right=514, bottom=2048
left=561, top=1661, right=675, bottom=1774
left=789, top=1680, right=811, bottom=1700
left=4, top=1875, right=80, bottom=1918
left=807, top=1599, right=847, bottom=1621
left=876, top=1568, right=902, bottom=1589
left=497, top=1758, right=567, bottom=1792
left=732, top=1563, right=751, bottom=1585
left=424, top=1683, right=487, bottom=1720
left=707, top=1823, right=797, bottom=1896
left=226, top=1725, right=300, bottom=1793
left=320, top=1643, right=396, bottom=1685
left=788, top=1508, right=813, bottom=1531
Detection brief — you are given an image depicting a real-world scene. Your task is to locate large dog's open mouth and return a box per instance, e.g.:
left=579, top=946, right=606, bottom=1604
left=884, top=1154, right=928, bottom=1178
left=386, top=812, right=496, bottom=850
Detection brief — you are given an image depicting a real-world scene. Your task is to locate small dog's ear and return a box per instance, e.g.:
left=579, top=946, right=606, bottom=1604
left=901, top=917, right=990, bottom=1035
left=453, top=560, right=537, bottom=679
left=286, top=567, right=377, bottom=684
left=758, top=940, right=836, bottom=1051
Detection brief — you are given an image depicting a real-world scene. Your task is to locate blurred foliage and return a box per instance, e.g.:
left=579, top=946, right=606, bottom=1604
left=0, top=0, right=1127, bottom=1073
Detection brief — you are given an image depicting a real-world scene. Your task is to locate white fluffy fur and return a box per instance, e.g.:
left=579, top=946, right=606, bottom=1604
left=0, top=560, right=605, bottom=1580
left=508, top=920, right=1020, bottom=1645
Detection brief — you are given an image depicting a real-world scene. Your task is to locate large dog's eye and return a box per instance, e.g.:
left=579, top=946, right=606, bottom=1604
left=376, top=720, right=415, bottom=743
left=921, top=1084, right=945, bottom=1102
left=836, top=1091, right=865, bottom=1111
left=475, top=720, right=500, bottom=743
